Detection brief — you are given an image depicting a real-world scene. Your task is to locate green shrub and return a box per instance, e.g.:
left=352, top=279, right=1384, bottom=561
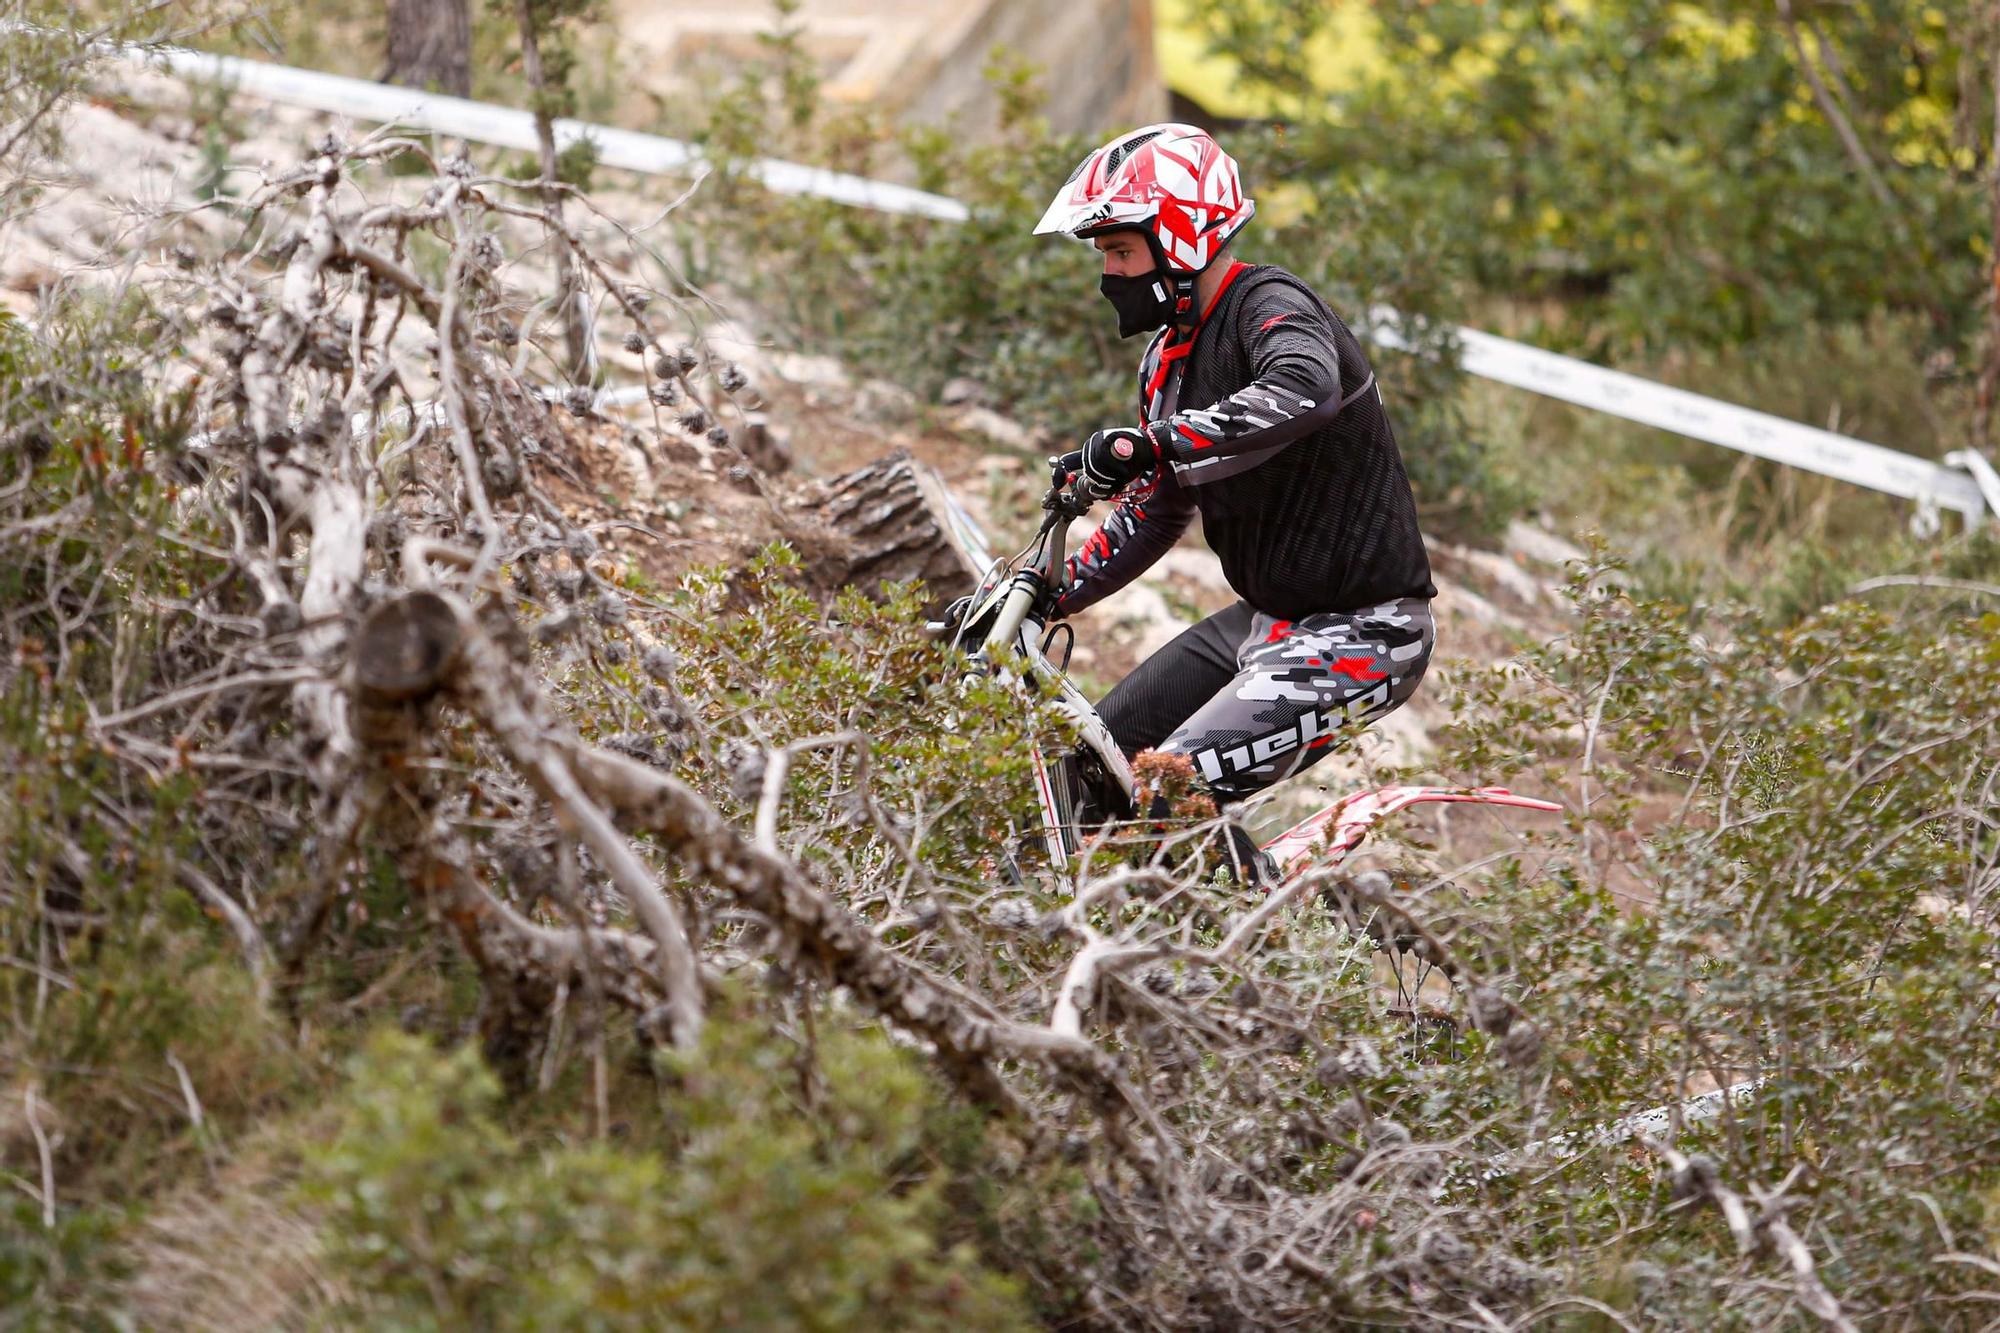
left=306, top=1021, right=1030, bottom=1331
left=0, top=303, right=307, bottom=1203
left=0, top=1198, right=130, bottom=1333
left=1425, top=550, right=2000, bottom=1321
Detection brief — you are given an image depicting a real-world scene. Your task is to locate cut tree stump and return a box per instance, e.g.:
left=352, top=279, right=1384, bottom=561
left=352, top=591, right=464, bottom=705
left=792, top=448, right=992, bottom=610
left=348, top=590, right=466, bottom=751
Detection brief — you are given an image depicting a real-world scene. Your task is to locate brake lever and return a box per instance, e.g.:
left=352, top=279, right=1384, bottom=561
left=1041, top=481, right=1096, bottom=518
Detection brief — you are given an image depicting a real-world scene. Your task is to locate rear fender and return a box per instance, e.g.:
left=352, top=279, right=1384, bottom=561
left=1261, top=786, right=1563, bottom=881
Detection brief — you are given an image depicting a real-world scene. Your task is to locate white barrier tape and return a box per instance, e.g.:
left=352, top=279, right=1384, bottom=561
left=1944, top=448, right=2000, bottom=520
left=82, top=33, right=1985, bottom=520
left=1455, top=1078, right=1767, bottom=1192
left=1514, top=1078, right=1764, bottom=1162
left=111, top=42, right=970, bottom=223
left=1372, top=316, right=1988, bottom=520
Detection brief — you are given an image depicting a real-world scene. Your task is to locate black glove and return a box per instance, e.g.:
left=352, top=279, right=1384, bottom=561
left=1034, top=577, right=1068, bottom=624
left=1053, top=424, right=1163, bottom=499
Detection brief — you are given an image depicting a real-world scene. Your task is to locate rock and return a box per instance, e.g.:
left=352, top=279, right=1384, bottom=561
left=700, top=317, right=773, bottom=386
left=1504, top=518, right=1589, bottom=568
left=1101, top=582, right=1191, bottom=658
left=1916, top=892, right=1970, bottom=923
left=767, top=350, right=850, bottom=387
left=1154, top=547, right=1234, bottom=598
left=1435, top=576, right=1506, bottom=626
left=1437, top=540, right=1550, bottom=607
left=940, top=376, right=984, bottom=406
left=954, top=404, right=1041, bottom=449
left=855, top=378, right=918, bottom=425
left=790, top=449, right=985, bottom=611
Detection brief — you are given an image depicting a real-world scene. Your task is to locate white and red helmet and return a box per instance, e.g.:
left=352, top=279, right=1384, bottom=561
left=1034, top=124, right=1256, bottom=274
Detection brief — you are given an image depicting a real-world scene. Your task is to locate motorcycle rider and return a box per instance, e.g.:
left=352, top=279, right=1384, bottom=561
left=1036, top=124, right=1437, bottom=868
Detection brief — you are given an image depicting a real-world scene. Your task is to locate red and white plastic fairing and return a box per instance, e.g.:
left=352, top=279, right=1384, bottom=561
left=1034, top=123, right=1256, bottom=275
left=1260, top=786, right=1564, bottom=882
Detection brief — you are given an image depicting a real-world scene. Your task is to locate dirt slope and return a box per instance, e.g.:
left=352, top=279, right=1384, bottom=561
left=10, top=63, right=1587, bottom=837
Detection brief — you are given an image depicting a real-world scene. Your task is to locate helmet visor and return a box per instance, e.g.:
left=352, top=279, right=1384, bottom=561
left=1032, top=194, right=1156, bottom=240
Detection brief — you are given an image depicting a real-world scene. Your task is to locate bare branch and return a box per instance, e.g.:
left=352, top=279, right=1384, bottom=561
left=1774, top=0, right=1907, bottom=232
left=1646, top=1137, right=1858, bottom=1332
left=1848, top=573, right=2000, bottom=599
left=173, top=858, right=271, bottom=1006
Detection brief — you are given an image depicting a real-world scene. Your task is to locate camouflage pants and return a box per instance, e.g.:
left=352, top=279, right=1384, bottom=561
left=1097, top=597, right=1434, bottom=803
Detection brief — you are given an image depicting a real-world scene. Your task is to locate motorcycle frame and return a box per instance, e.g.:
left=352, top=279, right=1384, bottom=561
left=961, top=485, right=1133, bottom=869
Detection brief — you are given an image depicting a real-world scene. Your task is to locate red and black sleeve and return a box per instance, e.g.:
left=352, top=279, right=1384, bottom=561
left=1052, top=464, right=1197, bottom=617
left=1155, top=278, right=1352, bottom=487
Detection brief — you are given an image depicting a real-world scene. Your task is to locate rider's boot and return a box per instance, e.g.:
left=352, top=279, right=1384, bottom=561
left=1131, top=749, right=1277, bottom=889
left=1222, top=819, right=1280, bottom=890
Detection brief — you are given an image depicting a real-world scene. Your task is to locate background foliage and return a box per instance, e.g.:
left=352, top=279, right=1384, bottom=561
left=670, top=19, right=1520, bottom=537
left=309, top=1020, right=1029, bottom=1330
left=1182, top=0, right=2000, bottom=591
left=1187, top=0, right=1989, bottom=351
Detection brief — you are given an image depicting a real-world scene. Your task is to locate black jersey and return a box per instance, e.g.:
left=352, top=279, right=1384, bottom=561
left=1056, top=263, right=1436, bottom=621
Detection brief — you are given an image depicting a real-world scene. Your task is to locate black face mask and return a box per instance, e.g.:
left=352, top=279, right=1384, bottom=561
left=1100, top=271, right=1175, bottom=339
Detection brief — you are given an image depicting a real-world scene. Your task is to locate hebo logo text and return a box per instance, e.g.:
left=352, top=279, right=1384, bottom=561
left=1190, top=679, right=1391, bottom=784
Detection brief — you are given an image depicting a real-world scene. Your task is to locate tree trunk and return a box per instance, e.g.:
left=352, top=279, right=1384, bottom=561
left=384, top=0, right=472, bottom=97
left=1977, top=13, right=2000, bottom=445
left=512, top=0, right=594, bottom=384
left=791, top=449, right=988, bottom=610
